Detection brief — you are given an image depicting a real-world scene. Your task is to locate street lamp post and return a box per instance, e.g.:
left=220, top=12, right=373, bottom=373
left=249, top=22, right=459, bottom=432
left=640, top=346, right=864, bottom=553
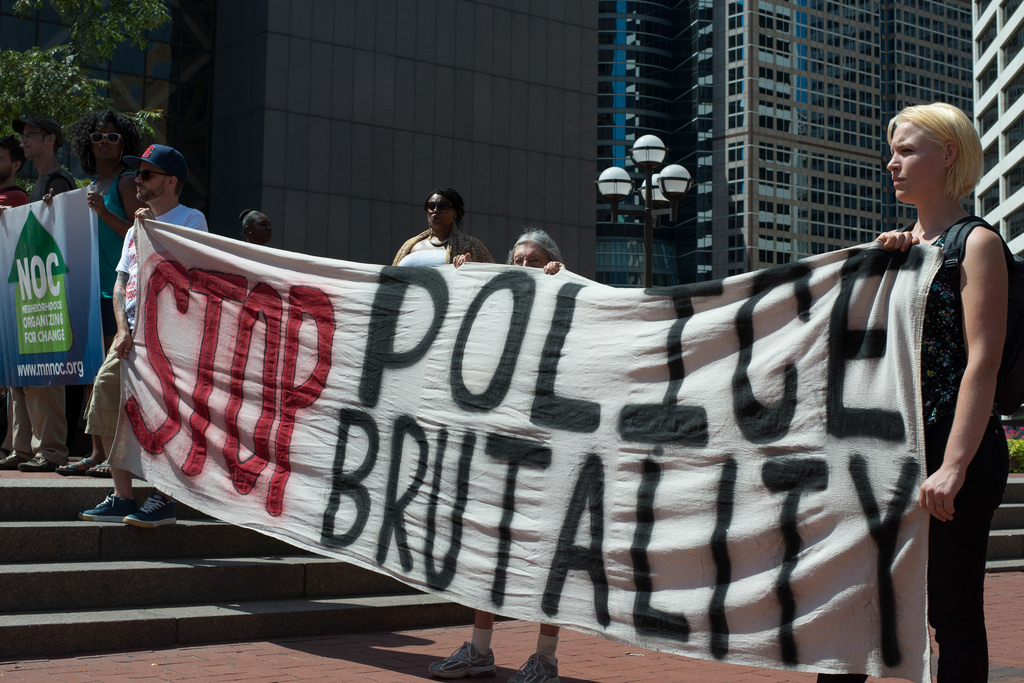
left=596, top=135, right=693, bottom=288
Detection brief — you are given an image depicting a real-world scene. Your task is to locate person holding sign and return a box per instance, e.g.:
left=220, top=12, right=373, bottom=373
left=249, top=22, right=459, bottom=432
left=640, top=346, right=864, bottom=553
left=393, top=187, right=493, bottom=267
left=55, top=111, right=148, bottom=476
left=69, top=110, right=147, bottom=339
left=2, top=116, right=76, bottom=473
left=818, top=104, right=1010, bottom=682
left=78, top=144, right=208, bottom=528
left=0, top=135, right=28, bottom=467
left=428, top=228, right=565, bottom=683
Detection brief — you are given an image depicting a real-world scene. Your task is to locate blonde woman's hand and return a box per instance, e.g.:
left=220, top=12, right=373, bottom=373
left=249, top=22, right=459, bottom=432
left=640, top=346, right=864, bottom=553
left=919, top=465, right=966, bottom=522
left=876, top=230, right=918, bottom=252
left=453, top=253, right=472, bottom=268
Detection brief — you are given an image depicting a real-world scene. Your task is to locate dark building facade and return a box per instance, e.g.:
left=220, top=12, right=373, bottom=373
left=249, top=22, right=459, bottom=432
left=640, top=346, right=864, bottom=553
left=3, top=0, right=599, bottom=275
left=210, top=0, right=598, bottom=272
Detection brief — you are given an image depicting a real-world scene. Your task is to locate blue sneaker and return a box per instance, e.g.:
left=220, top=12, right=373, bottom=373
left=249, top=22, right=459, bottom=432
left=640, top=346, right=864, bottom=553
left=79, top=492, right=136, bottom=522
left=123, top=492, right=176, bottom=528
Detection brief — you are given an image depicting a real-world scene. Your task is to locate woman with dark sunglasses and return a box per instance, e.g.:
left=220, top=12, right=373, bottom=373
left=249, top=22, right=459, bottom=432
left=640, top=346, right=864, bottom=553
left=392, top=187, right=493, bottom=266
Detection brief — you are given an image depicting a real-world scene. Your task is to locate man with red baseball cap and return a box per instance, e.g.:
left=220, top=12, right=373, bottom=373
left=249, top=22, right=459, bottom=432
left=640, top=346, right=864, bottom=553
left=79, top=143, right=208, bottom=528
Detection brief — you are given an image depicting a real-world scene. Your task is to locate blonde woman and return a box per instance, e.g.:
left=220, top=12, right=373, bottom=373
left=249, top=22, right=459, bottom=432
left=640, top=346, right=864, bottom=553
left=819, top=104, right=1009, bottom=682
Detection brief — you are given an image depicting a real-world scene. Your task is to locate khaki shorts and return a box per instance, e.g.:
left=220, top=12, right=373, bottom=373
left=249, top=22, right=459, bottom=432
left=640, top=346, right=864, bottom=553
left=85, top=343, right=122, bottom=439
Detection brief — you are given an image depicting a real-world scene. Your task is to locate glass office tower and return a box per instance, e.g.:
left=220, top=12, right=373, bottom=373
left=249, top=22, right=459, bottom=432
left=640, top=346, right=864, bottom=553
left=597, top=0, right=974, bottom=284
left=596, top=1, right=682, bottom=286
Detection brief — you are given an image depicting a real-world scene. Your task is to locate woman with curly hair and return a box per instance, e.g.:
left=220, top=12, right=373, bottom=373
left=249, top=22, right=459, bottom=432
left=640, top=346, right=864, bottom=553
left=59, top=111, right=147, bottom=476
left=69, top=111, right=147, bottom=333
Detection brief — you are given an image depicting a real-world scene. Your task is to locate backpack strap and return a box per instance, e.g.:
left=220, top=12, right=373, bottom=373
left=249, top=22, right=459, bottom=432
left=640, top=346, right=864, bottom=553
left=939, top=216, right=995, bottom=290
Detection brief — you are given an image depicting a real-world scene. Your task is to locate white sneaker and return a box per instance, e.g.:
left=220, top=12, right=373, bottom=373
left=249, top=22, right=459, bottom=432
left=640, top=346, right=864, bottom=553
left=508, top=653, right=559, bottom=683
left=427, top=641, right=496, bottom=679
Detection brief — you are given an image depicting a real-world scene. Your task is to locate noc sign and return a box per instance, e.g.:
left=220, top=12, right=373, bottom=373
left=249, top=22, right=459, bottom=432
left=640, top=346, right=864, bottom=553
left=116, top=221, right=939, bottom=682
left=0, top=189, right=103, bottom=387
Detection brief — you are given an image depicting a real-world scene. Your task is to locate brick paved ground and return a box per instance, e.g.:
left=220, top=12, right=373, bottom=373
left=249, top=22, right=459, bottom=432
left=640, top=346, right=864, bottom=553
left=2, top=572, right=1023, bottom=682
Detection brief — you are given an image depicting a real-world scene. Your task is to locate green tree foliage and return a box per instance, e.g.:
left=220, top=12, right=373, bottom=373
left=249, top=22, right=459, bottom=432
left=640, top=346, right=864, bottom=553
left=14, top=0, right=170, bottom=66
left=1, top=0, right=170, bottom=136
left=0, top=48, right=108, bottom=134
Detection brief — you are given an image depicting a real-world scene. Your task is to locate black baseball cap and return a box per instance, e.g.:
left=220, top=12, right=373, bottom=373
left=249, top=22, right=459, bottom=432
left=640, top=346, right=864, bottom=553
left=12, top=117, right=64, bottom=147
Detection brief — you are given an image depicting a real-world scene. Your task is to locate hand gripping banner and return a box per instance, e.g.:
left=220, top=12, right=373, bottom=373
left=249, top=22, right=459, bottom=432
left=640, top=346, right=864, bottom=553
left=116, top=220, right=941, bottom=682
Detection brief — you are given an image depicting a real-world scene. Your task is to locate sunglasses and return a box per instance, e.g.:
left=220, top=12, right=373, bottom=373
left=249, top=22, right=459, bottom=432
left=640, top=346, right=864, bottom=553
left=426, top=200, right=452, bottom=212
left=135, top=169, right=171, bottom=181
left=90, top=132, right=123, bottom=144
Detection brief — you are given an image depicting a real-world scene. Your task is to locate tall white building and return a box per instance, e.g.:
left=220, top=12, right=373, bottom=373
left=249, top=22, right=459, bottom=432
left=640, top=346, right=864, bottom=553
left=974, top=0, right=1024, bottom=252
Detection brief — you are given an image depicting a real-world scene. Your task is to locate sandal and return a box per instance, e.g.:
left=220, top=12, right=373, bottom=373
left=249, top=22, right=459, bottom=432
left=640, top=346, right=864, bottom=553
left=86, top=463, right=113, bottom=478
left=56, top=457, right=104, bottom=477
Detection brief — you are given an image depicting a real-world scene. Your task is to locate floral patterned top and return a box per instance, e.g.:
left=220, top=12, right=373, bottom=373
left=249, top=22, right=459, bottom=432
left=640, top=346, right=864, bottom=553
left=920, top=231, right=967, bottom=426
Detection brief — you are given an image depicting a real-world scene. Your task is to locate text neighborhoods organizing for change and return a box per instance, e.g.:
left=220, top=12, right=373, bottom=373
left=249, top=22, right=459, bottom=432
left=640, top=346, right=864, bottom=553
left=0, top=190, right=103, bottom=385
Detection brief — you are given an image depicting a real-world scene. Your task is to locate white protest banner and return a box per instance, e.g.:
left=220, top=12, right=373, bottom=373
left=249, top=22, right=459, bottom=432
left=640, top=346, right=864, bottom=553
left=116, top=220, right=940, bottom=682
left=0, top=188, right=103, bottom=386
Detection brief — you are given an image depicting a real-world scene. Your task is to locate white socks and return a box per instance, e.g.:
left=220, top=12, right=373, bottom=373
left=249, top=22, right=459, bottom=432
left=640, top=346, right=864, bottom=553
left=471, top=626, right=493, bottom=653
left=468, top=627, right=556, bottom=662
left=536, top=634, right=559, bottom=663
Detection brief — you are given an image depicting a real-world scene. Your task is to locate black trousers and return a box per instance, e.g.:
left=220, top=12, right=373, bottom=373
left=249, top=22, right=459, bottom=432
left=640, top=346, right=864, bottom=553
left=819, top=415, right=1008, bottom=683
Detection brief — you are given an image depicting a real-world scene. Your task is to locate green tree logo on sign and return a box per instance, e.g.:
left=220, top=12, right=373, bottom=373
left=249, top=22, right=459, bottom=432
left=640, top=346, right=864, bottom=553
left=7, top=211, right=72, bottom=354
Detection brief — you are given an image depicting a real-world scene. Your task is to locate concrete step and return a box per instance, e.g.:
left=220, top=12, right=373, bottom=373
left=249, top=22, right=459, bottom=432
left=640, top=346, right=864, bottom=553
left=1003, top=476, right=1024, bottom=504
left=0, top=555, right=416, bottom=613
left=1003, top=479, right=1019, bottom=505
left=0, top=473, right=478, bottom=659
left=0, top=519, right=299, bottom=563
left=0, top=476, right=206, bottom=522
left=987, top=477, right=1024, bottom=569
left=992, top=502, right=1024, bottom=531
left=988, top=529, right=1024, bottom=562
left=987, top=557, right=1024, bottom=572
left=0, top=593, right=474, bottom=660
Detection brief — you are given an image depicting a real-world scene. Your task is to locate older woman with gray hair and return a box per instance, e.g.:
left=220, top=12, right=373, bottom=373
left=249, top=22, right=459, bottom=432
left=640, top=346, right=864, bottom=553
left=454, top=226, right=565, bottom=274
left=506, top=227, right=565, bottom=274
left=430, top=226, right=566, bottom=683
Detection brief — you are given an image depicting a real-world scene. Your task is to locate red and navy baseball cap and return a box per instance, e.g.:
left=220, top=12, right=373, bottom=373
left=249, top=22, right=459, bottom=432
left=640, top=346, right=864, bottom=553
left=124, top=144, right=188, bottom=184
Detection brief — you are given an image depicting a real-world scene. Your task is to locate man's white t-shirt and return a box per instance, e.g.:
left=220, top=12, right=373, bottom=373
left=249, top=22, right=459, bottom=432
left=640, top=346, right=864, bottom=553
left=116, top=205, right=209, bottom=330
